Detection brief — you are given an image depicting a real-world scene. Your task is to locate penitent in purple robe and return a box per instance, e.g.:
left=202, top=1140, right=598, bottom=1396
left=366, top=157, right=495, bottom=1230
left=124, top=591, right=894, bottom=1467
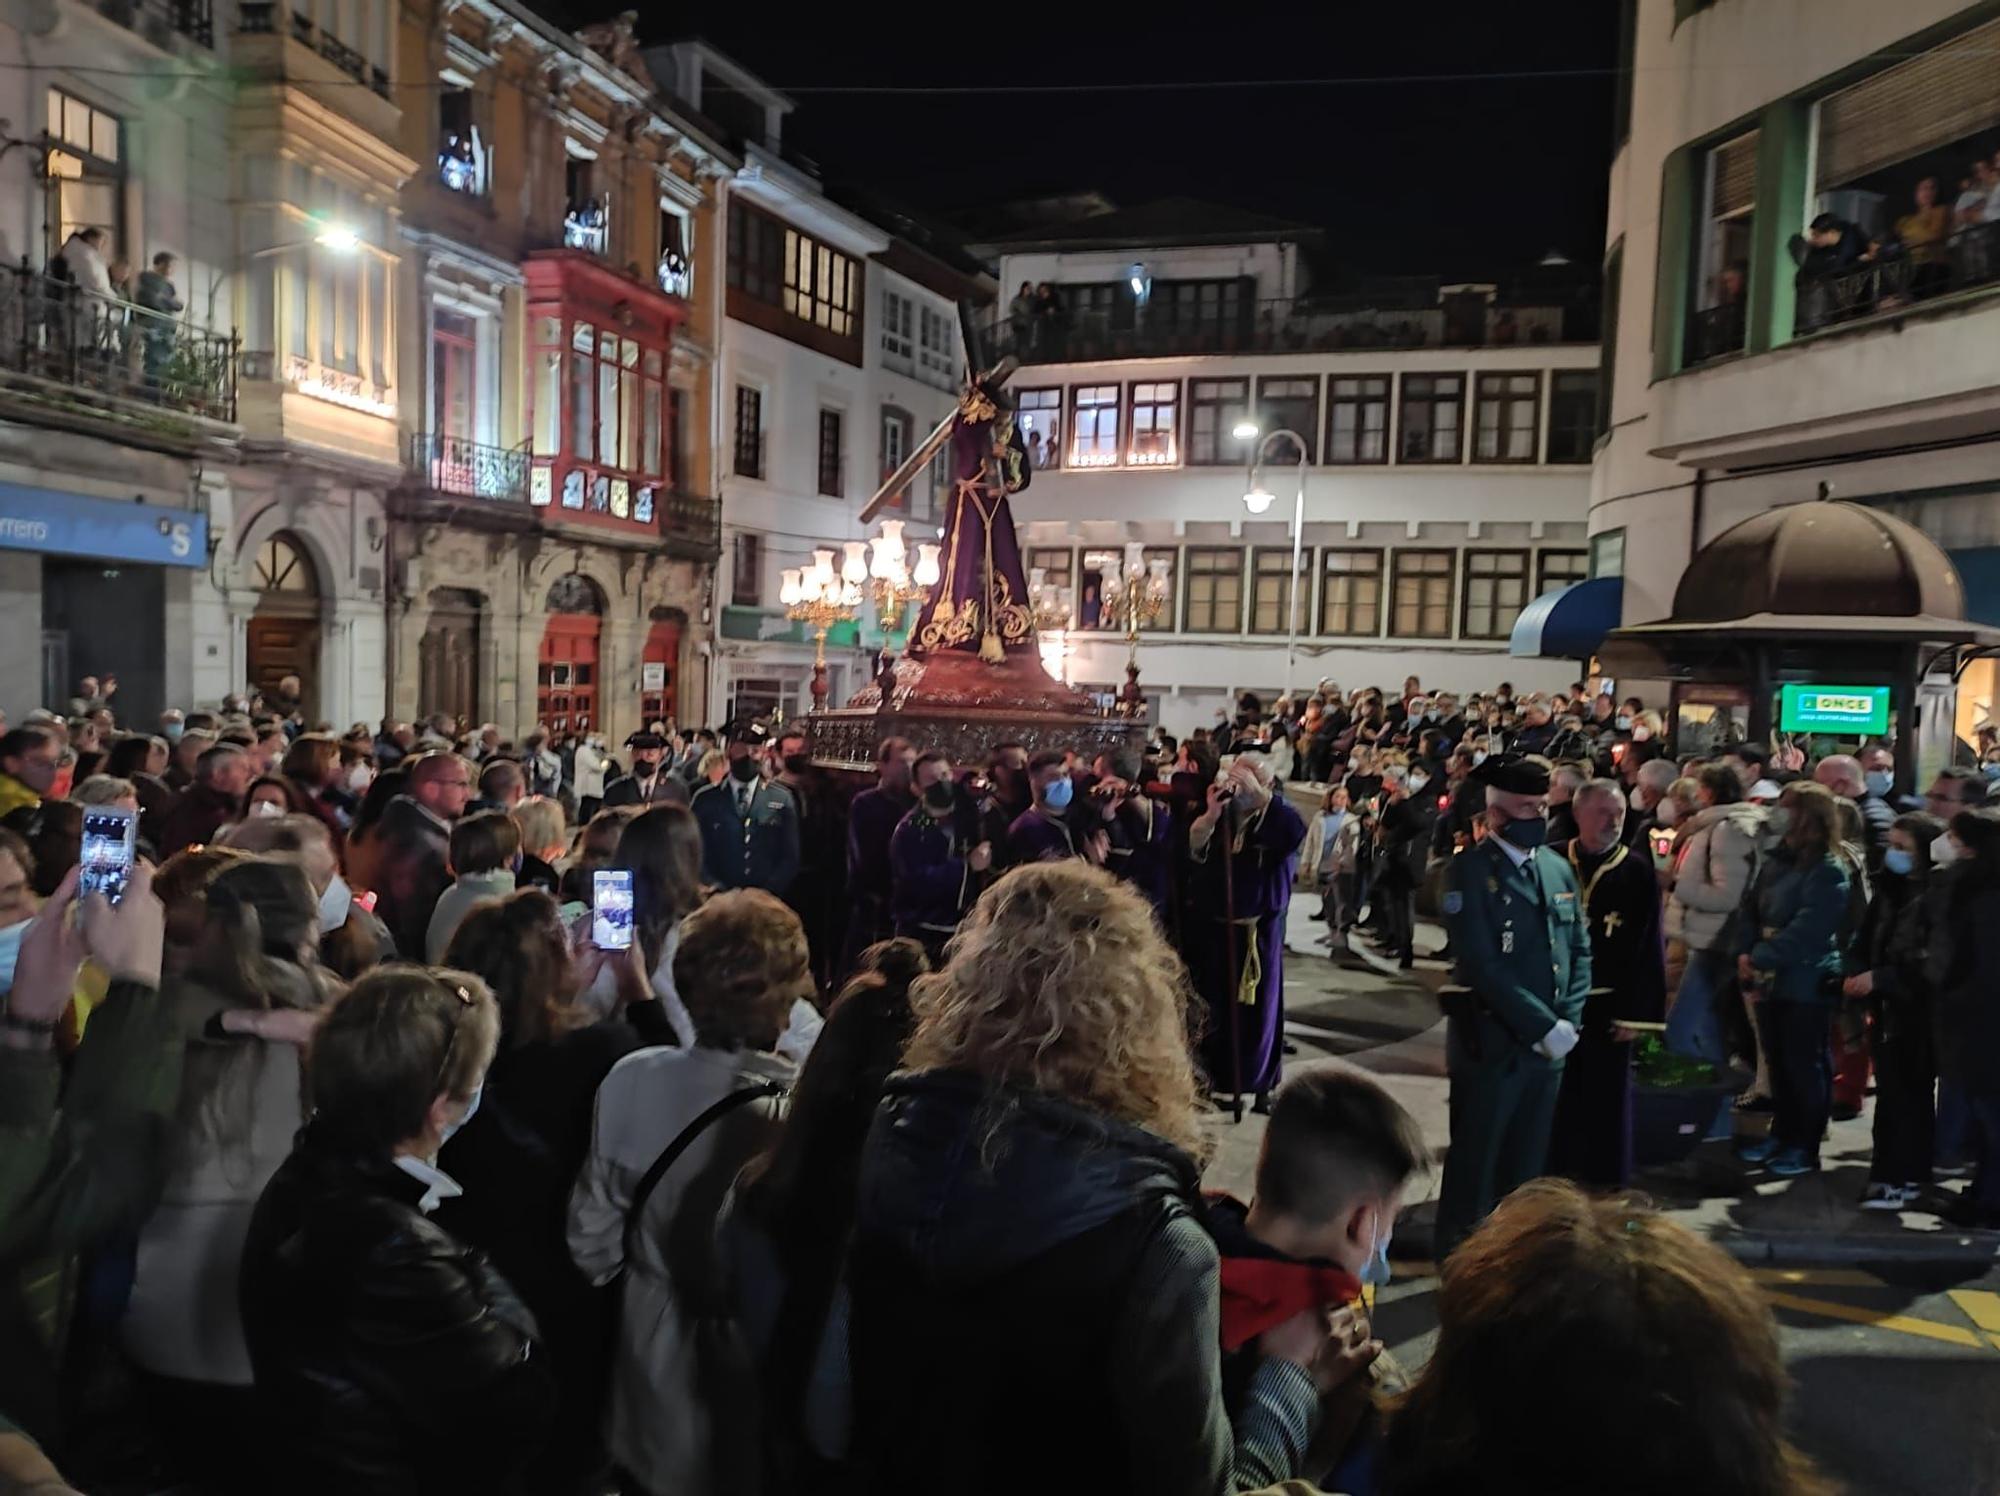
left=1190, top=796, right=1307, bottom=1099
left=844, top=785, right=915, bottom=968
left=1007, top=806, right=1078, bottom=866
left=890, top=806, right=973, bottom=957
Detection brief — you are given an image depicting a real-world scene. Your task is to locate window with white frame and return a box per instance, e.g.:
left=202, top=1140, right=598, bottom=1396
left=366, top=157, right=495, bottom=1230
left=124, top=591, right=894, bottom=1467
left=1017, top=388, right=1062, bottom=471
left=658, top=201, right=692, bottom=296
left=1461, top=549, right=1530, bottom=639
left=45, top=88, right=122, bottom=256
left=1126, top=381, right=1179, bottom=465
left=881, top=289, right=914, bottom=365
left=437, top=82, right=488, bottom=196
left=1069, top=385, right=1120, bottom=467
left=918, top=304, right=955, bottom=384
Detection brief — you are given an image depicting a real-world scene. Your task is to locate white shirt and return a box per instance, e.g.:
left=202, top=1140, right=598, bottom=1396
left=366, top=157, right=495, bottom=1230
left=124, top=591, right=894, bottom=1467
left=1493, top=832, right=1535, bottom=870
left=392, top=1153, right=465, bottom=1214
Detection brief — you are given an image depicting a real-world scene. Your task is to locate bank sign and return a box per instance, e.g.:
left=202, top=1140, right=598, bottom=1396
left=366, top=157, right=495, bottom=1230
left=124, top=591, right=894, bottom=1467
left=0, top=483, right=206, bottom=568
left=1779, top=683, right=1891, bottom=735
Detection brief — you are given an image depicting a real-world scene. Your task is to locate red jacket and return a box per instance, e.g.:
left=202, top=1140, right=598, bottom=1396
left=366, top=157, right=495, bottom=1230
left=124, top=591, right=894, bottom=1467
left=1208, top=1193, right=1361, bottom=1352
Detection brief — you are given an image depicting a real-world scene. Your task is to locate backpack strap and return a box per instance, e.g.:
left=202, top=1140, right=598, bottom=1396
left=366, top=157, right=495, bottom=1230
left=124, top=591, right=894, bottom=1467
left=621, top=1078, right=788, bottom=1269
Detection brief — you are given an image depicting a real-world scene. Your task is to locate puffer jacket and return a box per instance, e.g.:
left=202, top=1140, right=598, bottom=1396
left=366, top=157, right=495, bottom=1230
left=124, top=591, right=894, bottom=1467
left=1664, top=801, right=1767, bottom=951
left=846, top=1070, right=1319, bottom=1496
left=239, top=1121, right=552, bottom=1495
left=1736, top=846, right=1851, bottom=1006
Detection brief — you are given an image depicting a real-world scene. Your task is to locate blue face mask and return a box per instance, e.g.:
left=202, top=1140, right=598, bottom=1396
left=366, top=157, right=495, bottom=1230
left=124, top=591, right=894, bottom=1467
left=1360, top=1214, right=1393, bottom=1288
left=1499, top=814, right=1547, bottom=851
left=0, top=917, right=30, bottom=994
left=163, top=720, right=184, bottom=742
left=1042, top=776, right=1074, bottom=811
left=440, top=1082, right=482, bottom=1146
left=1883, top=847, right=1915, bottom=877
left=1985, top=763, right=2000, bottom=782
left=1865, top=770, right=1894, bottom=797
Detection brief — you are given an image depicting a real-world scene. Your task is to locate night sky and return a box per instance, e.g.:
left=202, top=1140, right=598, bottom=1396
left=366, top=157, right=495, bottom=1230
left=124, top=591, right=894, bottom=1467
left=606, top=1, right=1621, bottom=279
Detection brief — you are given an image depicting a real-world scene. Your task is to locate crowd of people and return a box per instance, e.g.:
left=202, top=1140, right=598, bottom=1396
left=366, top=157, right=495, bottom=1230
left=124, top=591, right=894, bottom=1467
left=0, top=664, right=1935, bottom=1496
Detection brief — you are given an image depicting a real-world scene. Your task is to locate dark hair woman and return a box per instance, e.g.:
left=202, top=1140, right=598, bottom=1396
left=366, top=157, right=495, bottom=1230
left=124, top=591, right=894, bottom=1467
left=1734, top=781, right=1851, bottom=1179
left=1929, top=807, right=2000, bottom=1227
left=1382, top=1180, right=1833, bottom=1496
left=433, top=889, right=649, bottom=1495
left=720, top=937, right=929, bottom=1483
left=241, top=966, right=549, bottom=1495
left=579, top=804, right=705, bottom=1031
left=1845, top=811, right=1945, bottom=1211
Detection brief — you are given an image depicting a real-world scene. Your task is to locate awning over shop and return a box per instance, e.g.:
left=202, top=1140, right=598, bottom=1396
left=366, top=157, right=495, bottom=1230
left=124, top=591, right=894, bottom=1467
left=1510, top=575, right=1622, bottom=659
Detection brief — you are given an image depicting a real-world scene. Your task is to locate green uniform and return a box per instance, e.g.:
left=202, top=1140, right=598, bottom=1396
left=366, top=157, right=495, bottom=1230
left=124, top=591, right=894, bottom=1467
left=1436, top=835, right=1592, bottom=1255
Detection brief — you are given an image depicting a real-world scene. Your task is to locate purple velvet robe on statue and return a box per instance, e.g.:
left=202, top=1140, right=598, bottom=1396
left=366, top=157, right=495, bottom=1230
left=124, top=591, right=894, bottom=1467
left=906, top=392, right=1036, bottom=662
left=1191, top=796, right=1307, bottom=1098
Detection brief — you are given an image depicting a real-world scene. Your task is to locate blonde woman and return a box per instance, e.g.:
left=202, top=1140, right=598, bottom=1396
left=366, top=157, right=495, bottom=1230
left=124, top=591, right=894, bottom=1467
left=845, top=861, right=1326, bottom=1494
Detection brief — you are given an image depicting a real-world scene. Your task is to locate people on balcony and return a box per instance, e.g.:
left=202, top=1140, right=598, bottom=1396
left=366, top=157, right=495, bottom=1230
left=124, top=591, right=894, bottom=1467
left=137, top=252, right=184, bottom=387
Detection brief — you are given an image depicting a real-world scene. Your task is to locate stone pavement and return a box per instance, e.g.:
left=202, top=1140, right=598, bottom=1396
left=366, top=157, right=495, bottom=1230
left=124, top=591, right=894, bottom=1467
left=1198, top=899, right=2000, bottom=1271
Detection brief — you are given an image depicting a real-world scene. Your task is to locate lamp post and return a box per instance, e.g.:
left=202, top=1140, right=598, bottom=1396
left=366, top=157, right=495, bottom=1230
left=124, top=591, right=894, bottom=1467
left=779, top=547, right=861, bottom=710
left=1236, top=420, right=1309, bottom=700
left=1101, top=540, right=1171, bottom=716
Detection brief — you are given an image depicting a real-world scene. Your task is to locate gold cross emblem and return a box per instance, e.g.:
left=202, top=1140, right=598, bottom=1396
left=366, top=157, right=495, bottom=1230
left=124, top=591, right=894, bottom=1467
left=1601, top=910, right=1623, bottom=935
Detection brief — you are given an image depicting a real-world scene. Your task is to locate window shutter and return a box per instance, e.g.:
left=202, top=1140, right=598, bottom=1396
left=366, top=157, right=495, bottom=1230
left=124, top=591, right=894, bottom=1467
left=1710, top=130, right=1760, bottom=218
left=1817, top=17, right=2000, bottom=190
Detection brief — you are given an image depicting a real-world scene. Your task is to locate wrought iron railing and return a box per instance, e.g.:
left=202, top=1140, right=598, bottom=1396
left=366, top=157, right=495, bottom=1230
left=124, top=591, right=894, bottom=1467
left=1683, top=300, right=1747, bottom=365
left=662, top=490, right=721, bottom=551
left=98, top=0, right=212, bottom=45
left=1795, top=221, right=2000, bottom=335
left=289, top=6, right=311, bottom=41
left=984, top=296, right=1580, bottom=363
left=409, top=432, right=529, bottom=502
left=563, top=199, right=610, bottom=256
left=0, top=260, right=237, bottom=424
left=317, top=30, right=367, bottom=82
left=236, top=0, right=274, bottom=30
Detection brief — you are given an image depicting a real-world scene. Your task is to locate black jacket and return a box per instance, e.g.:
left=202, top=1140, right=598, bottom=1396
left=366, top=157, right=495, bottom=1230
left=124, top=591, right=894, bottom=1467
left=1925, top=873, right=2000, bottom=1097
left=358, top=795, right=451, bottom=960
left=847, top=1071, right=1314, bottom=1496
left=240, top=1122, right=553, bottom=1496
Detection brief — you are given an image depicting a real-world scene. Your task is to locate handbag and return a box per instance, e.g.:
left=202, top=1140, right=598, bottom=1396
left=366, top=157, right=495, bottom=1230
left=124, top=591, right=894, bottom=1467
left=617, top=1077, right=790, bottom=1278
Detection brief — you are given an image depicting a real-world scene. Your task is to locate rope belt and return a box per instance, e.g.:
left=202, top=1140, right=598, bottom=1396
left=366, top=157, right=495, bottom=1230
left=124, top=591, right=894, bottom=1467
left=1227, top=915, right=1263, bottom=1007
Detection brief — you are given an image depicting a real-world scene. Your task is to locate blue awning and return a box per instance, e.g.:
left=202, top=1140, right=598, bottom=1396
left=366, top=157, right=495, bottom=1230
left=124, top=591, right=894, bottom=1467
left=1511, top=575, right=1623, bottom=659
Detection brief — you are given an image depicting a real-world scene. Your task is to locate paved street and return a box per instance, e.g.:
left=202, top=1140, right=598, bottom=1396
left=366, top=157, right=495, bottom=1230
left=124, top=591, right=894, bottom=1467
left=1200, top=902, right=2000, bottom=1495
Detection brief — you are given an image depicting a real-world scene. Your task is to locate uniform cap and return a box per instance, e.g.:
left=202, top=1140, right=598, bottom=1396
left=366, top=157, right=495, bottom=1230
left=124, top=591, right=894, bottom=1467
left=1475, top=752, right=1551, bottom=796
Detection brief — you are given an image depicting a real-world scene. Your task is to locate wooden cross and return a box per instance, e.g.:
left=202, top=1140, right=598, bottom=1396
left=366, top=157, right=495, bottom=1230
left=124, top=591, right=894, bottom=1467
left=858, top=301, right=1019, bottom=525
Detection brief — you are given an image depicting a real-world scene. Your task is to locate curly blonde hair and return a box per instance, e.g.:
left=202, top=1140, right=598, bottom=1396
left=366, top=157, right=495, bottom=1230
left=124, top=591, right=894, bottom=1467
left=905, top=861, right=1208, bottom=1159
left=671, top=888, right=809, bottom=1051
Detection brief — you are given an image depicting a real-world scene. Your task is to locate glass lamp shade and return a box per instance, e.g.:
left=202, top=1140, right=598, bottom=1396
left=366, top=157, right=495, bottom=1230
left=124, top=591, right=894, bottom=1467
left=1243, top=488, right=1276, bottom=515
left=913, top=543, right=941, bottom=587
left=779, top=568, right=802, bottom=606
left=842, top=541, right=869, bottom=585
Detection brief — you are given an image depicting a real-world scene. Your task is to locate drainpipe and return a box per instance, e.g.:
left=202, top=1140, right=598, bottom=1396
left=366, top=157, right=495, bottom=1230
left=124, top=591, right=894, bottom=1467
left=707, top=174, right=729, bottom=726
left=1688, top=465, right=1707, bottom=566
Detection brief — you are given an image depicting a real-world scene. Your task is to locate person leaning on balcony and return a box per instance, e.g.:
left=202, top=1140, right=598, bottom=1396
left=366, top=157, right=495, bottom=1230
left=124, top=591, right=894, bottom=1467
left=137, top=253, right=184, bottom=385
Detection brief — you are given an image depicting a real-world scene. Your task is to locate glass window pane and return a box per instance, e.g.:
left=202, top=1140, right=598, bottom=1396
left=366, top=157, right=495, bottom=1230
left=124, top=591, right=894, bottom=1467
left=570, top=352, right=592, bottom=457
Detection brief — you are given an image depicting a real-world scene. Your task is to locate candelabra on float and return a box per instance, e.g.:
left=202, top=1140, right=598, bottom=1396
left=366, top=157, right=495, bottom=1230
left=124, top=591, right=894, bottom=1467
left=1100, top=541, right=1172, bottom=715
left=1028, top=566, right=1075, bottom=687
left=865, top=520, right=941, bottom=695
left=779, top=547, right=862, bottom=710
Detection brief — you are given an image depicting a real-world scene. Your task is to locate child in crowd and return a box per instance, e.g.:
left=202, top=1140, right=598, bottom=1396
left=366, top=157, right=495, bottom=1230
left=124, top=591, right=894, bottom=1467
left=1207, top=1068, right=1428, bottom=1484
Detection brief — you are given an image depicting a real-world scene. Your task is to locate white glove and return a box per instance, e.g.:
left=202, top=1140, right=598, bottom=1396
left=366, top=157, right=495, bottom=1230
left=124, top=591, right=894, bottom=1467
left=1534, top=1019, right=1581, bottom=1061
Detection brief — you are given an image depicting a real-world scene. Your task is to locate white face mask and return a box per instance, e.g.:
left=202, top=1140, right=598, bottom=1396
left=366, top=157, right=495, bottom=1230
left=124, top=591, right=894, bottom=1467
left=1408, top=772, right=1430, bottom=793
left=1933, top=831, right=1962, bottom=867
left=346, top=762, right=374, bottom=792
left=0, top=916, right=32, bottom=994
left=318, top=873, right=353, bottom=932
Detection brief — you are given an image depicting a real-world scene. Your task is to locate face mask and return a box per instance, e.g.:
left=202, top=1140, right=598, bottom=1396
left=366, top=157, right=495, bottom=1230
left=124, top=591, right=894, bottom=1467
left=1883, top=847, right=1915, bottom=877
left=1498, top=813, right=1546, bottom=850
left=1408, top=773, right=1429, bottom=793
left=1346, top=758, right=1360, bottom=773
left=252, top=799, right=284, bottom=818
left=1042, top=776, right=1074, bottom=811
left=1360, top=1212, right=1393, bottom=1289
left=728, top=756, right=761, bottom=783
left=1865, top=770, right=1894, bottom=797
left=923, top=784, right=955, bottom=815
left=1985, top=763, right=2000, bottom=782
left=318, top=873, right=353, bottom=932
left=1766, top=806, right=1795, bottom=838
left=0, top=917, right=30, bottom=994
left=346, top=762, right=374, bottom=792
left=1933, top=831, right=1961, bottom=867
left=1631, top=727, right=1652, bottom=742
left=1472, top=749, right=1489, bottom=767
left=440, top=1082, right=482, bottom=1146
left=783, top=753, right=812, bottom=775
left=1615, top=715, right=1633, bottom=731
left=163, top=721, right=184, bottom=742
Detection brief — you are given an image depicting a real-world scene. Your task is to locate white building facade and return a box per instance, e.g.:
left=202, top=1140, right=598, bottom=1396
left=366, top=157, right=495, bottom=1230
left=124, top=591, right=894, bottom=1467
left=1596, top=0, right=2000, bottom=750
left=978, top=212, right=1600, bottom=738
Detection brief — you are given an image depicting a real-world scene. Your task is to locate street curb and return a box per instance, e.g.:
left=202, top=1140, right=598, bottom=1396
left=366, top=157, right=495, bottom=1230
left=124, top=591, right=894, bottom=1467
left=1713, top=1231, right=2000, bottom=1269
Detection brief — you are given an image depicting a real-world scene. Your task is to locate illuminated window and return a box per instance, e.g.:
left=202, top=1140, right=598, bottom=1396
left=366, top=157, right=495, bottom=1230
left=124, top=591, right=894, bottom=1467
left=1126, top=381, right=1179, bottom=465
left=1069, top=385, right=1120, bottom=467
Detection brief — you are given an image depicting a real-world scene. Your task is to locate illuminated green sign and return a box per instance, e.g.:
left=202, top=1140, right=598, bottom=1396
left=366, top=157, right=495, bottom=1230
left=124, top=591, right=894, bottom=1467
left=1779, top=684, right=1890, bottom=735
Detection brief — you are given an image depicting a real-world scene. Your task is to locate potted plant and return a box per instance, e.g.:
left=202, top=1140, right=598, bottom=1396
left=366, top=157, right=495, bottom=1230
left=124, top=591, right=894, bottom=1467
left=1631, top=1034, right=1736, bottom=1168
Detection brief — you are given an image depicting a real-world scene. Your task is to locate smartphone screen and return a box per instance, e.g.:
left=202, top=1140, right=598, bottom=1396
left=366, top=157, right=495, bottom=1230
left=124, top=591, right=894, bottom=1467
left=79, top=806, right=138, bottom=906
left=591, top=869, right=634, bottom=950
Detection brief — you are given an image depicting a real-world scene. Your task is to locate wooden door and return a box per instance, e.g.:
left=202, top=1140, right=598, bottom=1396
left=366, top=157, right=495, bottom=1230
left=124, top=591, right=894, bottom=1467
left=419, top=591, right=481, bottom=728
left=248, top=614, right=319, bottom=717
left=639, top=618, right=680, bottom=729
left=537, top=614, right=600, bottom=736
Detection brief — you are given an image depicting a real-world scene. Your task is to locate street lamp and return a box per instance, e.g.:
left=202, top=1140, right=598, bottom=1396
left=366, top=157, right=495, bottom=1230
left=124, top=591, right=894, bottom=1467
left=779, top=547, right=861, bottom=711
left=1101, top=540, right=1171, bottom=716
left=1237, top=420, right=1310, bottom=698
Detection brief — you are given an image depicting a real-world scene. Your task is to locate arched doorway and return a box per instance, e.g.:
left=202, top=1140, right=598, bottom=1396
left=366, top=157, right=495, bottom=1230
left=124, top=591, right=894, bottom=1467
left=419, top=587, right=482, bottom=731
left=248, top=532, right=322, bottom=716
left=641, top=606, right=684, bottom=729
left=539, top=573, right=604, bottom=735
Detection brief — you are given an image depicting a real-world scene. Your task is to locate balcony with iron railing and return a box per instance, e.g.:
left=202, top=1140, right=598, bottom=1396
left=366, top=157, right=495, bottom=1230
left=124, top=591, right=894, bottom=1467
left=563, top=199, right=610, bottom=257
left=408, top=432, right=528, bottom=502
left=985, top=295, right=1585, bottom=364
left=1794, top=221, right=2000, bottom=337
left=234, top=2, right=397, bottom=114
left=0, top=261, right=237, bottom=433
left=95, top=0, right=212, bottom=47
left=1682, top=300, right=1747, bottom=366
